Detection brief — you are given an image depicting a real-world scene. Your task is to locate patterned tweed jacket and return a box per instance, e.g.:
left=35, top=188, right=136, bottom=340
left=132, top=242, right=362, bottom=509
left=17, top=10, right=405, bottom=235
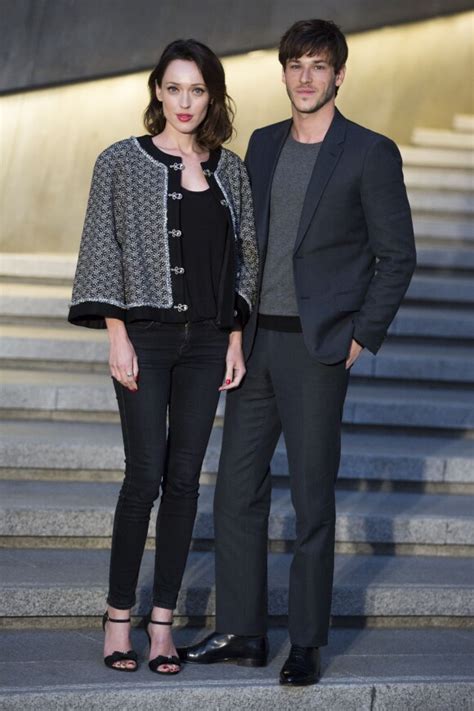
left=68, top=137, right=259, bottom=329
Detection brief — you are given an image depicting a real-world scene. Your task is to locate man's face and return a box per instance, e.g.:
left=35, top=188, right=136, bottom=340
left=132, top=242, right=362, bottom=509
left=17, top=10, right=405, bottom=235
left=282, top=52, right=345, bottom=115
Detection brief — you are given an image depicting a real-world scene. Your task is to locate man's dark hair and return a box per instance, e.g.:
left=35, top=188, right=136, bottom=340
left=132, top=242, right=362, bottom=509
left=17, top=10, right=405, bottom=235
left=278, top=19, right=348, bottom=73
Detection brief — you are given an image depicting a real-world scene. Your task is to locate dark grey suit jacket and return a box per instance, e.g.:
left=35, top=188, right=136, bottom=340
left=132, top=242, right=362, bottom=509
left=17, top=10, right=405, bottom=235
left=244, top=108, right=417, bottom=364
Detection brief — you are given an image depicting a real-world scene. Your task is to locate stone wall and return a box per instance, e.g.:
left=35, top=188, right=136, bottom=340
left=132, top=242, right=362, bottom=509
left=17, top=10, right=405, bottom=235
left=2, top=0, right=472, bottom=92
left=0, top=12, right=473, bottom=252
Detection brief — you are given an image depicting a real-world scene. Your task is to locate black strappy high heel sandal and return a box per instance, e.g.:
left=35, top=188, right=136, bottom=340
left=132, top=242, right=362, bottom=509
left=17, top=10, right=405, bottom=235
left=146, top=617, right=182, bottom=675
left=102, top=611, right=138, bottom=672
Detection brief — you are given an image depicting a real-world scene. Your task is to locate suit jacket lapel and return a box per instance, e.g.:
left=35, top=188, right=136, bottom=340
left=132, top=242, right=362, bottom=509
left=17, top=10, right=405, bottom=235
left=294, top=109, right=347, bottom=253
left=258, top=119, right=292, bottom=252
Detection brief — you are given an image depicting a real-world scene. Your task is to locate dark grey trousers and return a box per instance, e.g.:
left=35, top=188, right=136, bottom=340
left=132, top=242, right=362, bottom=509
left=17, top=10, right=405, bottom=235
left=214, top=327, right=350, bottom=647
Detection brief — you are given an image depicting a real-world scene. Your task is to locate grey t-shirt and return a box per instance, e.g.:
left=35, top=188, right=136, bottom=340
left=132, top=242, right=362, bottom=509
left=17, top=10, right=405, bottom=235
left=259, top=134, right=322, bottom=316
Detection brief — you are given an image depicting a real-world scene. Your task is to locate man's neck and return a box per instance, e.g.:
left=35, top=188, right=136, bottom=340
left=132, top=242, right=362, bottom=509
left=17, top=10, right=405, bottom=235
left=291, top=102, right=336, bottom=144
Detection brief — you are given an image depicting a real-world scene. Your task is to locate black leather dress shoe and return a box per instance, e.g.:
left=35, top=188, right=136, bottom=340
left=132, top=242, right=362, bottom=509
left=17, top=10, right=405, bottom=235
left=279, top=645, right=321, bottom=686
left=177, top=632, right=269, bottom=667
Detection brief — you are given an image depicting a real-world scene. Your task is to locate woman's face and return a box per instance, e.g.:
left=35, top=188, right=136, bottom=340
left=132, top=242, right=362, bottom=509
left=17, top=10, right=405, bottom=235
left=156, top=59, right=210, bottom=136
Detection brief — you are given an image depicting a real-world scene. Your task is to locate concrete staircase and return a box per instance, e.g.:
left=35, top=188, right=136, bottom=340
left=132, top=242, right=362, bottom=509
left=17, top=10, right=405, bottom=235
left=1, top=114, right=473, bottom=709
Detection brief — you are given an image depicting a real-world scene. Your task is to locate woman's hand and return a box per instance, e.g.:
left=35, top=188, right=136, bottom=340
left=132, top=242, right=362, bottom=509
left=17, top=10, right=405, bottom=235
left=105, top=318, right=139, bottom=391
left=219, top=330, right=246, bottom=391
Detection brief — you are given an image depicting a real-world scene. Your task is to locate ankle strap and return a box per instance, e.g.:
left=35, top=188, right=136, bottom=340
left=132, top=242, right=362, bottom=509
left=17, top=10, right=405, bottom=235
left=107, top=616, right=131, bottom=623
left=149, top=619, right=173, bottom=626
left=104, top=612, right=131, bottom=623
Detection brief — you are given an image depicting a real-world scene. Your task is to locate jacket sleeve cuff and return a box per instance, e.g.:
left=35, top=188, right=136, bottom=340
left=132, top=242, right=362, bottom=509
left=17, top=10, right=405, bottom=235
left=232, top=314, right=242, bottom=331
left=353, top=325, right=384, bottom=355
left=68, top=301, right=126, bottom=329
left=234, top=293, right=250, bottom=329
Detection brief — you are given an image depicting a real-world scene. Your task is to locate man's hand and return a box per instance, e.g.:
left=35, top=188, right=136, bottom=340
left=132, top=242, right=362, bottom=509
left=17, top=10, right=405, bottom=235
left=345, top=339, right=363, bottom=370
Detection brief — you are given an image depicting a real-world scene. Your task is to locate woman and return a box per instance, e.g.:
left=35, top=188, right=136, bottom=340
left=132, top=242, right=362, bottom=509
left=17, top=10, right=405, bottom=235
left=69, top=39, right=258, bottom=675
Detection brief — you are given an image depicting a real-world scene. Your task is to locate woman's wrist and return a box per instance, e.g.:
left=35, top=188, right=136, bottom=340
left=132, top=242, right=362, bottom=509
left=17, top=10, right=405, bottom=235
left=228, top=329, right=243, bottom=346
left=105, top=317, right=128, bottom=341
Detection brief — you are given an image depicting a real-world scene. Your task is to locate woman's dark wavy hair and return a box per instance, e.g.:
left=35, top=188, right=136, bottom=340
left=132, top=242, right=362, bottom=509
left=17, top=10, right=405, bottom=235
left=144, top=39, right=235, bottom=150
left=279, top=19, right=348, bottom=94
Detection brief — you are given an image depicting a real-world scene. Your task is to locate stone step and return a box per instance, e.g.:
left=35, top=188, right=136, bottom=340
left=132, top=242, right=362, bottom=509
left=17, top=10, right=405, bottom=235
left=1, top=548, right=473, bottom=619
left=2, top=278, right=474, bottom=331
left=408, top=189, right=474, bottom=216
left=2, top=326, right=473, bottom=383
left=389, top=305, right=474, bottom=340
left=413, top=215, right=474, bottom=243
left=1, top=480, right=472, bottom=550
left=416, top=246, right=474, bottom=271
left=1, top=628, right=472, bottom=711
left=0, top=369, right=118, bottom=417
left=355, top=341, right=474, bottom=383
left=0, top=282, right=71, bottom=319
left=404, top=166, right=474, bottom=192
left=341, top=382, right=474, bottom=431
left=2, top=369, right=473, bottom=431
left=453, top=114, right=474, bottom=133
left=0, top=324, right=108, bottom=369
left=400, top=145, right=474, bottom=169
left=0, top=242, right=454, bottom=292
left=406, top=274, right=474, bottom=304
left=0, top=253, right=76, bottom=286
left=411, top=127, right=474, bottom=151
left=2, top=240, right=473, bottom=286
left=2, top=251, right=474, bottom=326
left=0, top=420, right=472, bottom=487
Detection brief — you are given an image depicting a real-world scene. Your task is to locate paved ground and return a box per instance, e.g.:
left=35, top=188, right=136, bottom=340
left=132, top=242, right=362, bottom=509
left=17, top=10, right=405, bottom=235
left=1, top=628, right=473, bottom=710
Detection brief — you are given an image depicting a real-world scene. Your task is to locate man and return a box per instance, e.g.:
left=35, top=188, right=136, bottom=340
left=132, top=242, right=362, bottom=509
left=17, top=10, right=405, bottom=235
left=179, top=19, right=416, bottom=685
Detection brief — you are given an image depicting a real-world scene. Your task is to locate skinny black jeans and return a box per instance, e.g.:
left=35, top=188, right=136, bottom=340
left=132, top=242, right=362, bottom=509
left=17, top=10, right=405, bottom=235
left=107, top=319, right=228, bottom=610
